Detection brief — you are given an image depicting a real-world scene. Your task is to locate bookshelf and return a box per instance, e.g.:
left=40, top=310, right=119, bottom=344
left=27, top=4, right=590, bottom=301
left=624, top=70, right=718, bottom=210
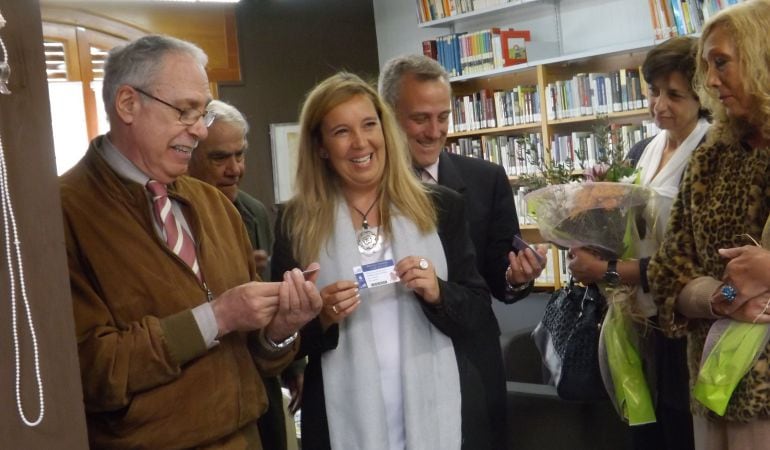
left=648, top=0, right=745, bottom=40
left=405, top=0, right=745, bottom=290
left=419, top=3, right=660, bottom=290
left=417, top=0, right=551, bottom=28
left=447, top=46, right=657, bottom=290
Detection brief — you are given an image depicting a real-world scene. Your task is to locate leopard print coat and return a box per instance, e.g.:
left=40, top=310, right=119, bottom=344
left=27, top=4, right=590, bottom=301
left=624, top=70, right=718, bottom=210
left=649, top=139, right=770, bottom=421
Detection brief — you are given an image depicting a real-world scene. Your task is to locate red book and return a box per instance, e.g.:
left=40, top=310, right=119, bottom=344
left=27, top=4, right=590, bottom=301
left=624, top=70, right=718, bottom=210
left=500, top=29, right=531, bottom=67
left=422, top=39, right=438, bottom=60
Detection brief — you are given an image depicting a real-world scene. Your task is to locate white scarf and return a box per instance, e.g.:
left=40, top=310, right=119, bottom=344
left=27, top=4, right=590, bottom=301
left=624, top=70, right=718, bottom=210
left=318, top=198, right=462, bottom=450
left=637, top=118, right=710, bottom=231
left=635, top=118, right=710, bottom=316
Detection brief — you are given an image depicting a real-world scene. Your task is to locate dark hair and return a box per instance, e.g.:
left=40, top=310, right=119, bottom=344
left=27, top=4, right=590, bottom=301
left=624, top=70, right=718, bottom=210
left=642, top=36, right=697, bottom=85
left=642, top=36, right=709, bottom=118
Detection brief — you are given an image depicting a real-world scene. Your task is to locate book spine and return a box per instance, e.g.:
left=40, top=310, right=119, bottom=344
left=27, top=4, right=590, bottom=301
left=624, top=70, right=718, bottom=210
left=610, top=71, right=622, bottom=112
left=422, top=40, right=438, bottom=60
left=647, top=0, right=664, bottom=39
left=619, top=68, right=628, bottom=111
left=670, top=0, right=687, bottom=36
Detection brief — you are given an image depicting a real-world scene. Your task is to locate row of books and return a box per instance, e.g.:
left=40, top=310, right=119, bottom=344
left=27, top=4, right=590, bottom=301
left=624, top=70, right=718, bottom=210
left=549, top=122, right=659, bottom=167
left=447, top=85, right=541, bottom=133
left=544, top=69, right=648, bottom=121
left=446, top=132, right=544, bottom=177
left=422, top=28, right=530, bottom=77
left=446, top=121, right=662, bottom=178
left=648, top=0, right=744, bottom=39
left=416, top=0, right=535, bottom=23
left=446, top=68, right=648, bottom=135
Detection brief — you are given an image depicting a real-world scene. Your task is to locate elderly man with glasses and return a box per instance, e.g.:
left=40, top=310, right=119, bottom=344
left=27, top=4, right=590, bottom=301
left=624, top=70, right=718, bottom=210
left=59, top=35, right=322, bottom=449
left=187, top=100, right=272, bottom=281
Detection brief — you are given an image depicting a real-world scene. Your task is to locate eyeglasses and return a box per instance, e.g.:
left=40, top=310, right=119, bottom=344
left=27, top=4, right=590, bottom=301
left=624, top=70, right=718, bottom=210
left=132, top=86, right=216, bottom=128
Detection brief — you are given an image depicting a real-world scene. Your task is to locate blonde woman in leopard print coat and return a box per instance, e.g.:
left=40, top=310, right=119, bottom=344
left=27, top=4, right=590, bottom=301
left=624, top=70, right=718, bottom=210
left=648, top=1, right=770, bottom=449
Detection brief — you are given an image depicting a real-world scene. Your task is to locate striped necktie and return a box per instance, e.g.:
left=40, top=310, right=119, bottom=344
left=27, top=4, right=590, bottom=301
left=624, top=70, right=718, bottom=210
left=146, top=180, right=201, bottom=281
left=414, top=166, right=436, bottom=184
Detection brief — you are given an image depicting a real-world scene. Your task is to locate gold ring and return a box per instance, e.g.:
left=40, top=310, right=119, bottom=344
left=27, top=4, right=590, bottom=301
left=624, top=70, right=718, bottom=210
left=332, top=305, right=339, bottom=314
left=418, top=258, right=429, bottom=270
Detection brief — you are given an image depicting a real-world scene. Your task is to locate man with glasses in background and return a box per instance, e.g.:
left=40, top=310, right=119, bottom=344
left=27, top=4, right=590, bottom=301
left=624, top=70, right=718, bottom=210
left=188, top=100, right=273, bottom=280
left=189, top=100, right=302, bottom=450
left=60, top=35, right=321, bottom=449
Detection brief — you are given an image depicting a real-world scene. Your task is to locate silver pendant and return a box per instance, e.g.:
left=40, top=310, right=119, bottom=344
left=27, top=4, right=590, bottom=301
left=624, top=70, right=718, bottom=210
left=357, top=228, right=381, bottom=255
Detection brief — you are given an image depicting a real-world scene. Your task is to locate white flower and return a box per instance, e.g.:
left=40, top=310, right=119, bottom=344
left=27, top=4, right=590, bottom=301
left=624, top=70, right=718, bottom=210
left=619, top=174, right=637, bottom=184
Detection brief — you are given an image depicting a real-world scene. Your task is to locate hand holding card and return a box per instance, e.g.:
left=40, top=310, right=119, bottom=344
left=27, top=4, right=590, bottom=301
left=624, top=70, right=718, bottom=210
left=302, top=267, right=320, bottom=280
left=301, top=263, right=321, bottom=282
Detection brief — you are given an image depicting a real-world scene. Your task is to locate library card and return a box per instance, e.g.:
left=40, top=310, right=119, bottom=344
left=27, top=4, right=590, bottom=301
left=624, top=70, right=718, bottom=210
left=353, top=259, right=400, bottom=289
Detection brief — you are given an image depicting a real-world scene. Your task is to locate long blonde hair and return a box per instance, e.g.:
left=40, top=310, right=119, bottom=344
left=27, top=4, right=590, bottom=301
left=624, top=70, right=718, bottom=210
left=694, top=0, right=770, bottom=145
left=283, top=72, right=437, bottom=265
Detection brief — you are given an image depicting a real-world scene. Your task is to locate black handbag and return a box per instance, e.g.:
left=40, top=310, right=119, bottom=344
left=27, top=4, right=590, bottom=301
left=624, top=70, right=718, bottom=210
left=532, top=280, right=608, bottom=401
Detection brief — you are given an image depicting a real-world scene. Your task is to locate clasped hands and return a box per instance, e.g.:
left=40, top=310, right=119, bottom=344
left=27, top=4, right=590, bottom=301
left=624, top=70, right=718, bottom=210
left=211, top=262, right=323, bottom=342
left=711, top=245, right=770, bottom=324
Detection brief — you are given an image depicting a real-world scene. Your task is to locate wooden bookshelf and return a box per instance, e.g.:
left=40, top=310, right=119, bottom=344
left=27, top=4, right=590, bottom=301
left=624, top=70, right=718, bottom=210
left=449, top=122, right=541, bottom=138
left=410, top=0, right=744, bottom=291
left=430, top=12, right=658, bottom=290
left=519, top=224, right=542, bottom=243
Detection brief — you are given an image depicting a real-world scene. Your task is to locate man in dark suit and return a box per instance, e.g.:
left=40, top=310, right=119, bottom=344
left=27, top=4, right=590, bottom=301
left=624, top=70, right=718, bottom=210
left=379, top=54, right=547, bottom=303
left=379, top=54, right=548, bottom=450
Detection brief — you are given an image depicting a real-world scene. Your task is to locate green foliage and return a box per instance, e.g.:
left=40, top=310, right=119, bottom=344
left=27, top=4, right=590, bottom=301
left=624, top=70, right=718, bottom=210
left=516, top=136, right=581, bottom=190
left=585, top=116, right=638, bottom=183
left=515, top=115, right=640, bottom=189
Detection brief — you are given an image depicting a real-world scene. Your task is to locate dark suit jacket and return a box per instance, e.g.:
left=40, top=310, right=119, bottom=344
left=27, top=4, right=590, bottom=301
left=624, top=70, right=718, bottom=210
left=437, top=152, right=518, bottom=449
left=437, top=151, right=528, bottom=303
left=272, top=185, right=503, bottom=450
left=234, top=190, right=274, bottom=281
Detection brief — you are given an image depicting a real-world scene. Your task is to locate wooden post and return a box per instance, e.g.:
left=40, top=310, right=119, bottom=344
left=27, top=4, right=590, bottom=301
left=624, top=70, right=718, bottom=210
left=0, top=0, right=88, bottom=447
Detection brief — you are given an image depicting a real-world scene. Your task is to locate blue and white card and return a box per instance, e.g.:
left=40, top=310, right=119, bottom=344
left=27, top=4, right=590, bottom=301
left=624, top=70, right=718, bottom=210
left=353, top=259, right=400, bottom=289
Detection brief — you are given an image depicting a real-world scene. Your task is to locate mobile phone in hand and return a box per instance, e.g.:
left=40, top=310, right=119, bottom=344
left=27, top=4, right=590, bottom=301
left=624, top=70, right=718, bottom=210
left=512, top=235, right=546, bottom=265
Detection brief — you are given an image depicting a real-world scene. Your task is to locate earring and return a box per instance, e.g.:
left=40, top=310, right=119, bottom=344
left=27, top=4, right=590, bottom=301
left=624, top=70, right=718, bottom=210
left=319, top=150, right=329, bottom=159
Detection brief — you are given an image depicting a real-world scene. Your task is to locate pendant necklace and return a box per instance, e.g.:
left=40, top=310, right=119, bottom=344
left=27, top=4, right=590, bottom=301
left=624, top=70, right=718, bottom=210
left=351, top=194, right=382, bottom=255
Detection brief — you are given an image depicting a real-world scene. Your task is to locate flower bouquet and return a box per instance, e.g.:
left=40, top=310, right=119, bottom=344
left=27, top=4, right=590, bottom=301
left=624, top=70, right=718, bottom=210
left=524, top=181, right=655, bottom=260
left=525, top=180, right=661, bottom=426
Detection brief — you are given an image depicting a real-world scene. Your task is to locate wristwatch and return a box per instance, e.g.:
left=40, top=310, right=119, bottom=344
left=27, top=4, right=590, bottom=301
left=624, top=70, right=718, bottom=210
left=260, top=330, right=298, bottom=352
left=603, top=260, right=621, bottom=286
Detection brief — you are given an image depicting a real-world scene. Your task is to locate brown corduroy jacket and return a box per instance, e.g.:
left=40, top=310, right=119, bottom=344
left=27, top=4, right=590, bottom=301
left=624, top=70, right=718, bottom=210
left=61, top=136, right=296, bottom=449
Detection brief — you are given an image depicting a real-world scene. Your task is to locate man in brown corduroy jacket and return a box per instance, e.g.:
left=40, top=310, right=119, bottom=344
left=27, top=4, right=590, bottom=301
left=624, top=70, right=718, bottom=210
left=60, top=35, right=322, bottom=450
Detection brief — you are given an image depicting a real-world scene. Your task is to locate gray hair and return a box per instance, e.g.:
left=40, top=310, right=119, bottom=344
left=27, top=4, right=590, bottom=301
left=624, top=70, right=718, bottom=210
left=378, top=54, right=450, bottom=108
left=102, top=35, right=208, bottom=118
left=206, top=99, right=249, bottom=137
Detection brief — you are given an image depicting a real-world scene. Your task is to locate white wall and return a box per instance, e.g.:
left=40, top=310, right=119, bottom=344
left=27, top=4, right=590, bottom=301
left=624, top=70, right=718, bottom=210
left=372, top=0, right=656, bottom=68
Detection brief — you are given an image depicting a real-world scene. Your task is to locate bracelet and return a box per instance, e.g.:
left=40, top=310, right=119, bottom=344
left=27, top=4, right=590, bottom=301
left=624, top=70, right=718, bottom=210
left=505, top=266, right=530, bottom=293
left=506, top=280, right=531, bottom=293
left=260, top=330, right=298, bottom=351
